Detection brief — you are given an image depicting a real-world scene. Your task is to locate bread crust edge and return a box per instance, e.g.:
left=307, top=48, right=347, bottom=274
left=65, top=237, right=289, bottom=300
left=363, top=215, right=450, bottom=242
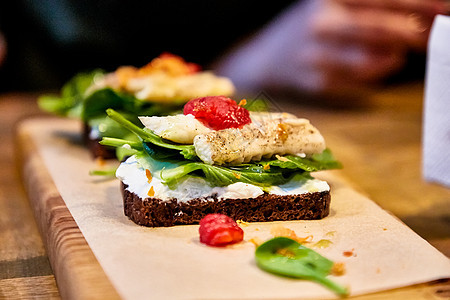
left=121, top=182, right=331, bottom=227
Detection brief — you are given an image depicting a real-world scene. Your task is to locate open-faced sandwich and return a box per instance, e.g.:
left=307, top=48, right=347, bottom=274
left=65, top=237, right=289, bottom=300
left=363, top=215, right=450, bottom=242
left=102, top=96, right=341, bottom=227
left=38, top=53, right=235, bottom=158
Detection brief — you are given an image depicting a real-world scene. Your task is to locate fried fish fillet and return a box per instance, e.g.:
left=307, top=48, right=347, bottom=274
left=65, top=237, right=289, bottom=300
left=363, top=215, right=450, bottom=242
left=194, top=116, right=326, bottom=165
left=140, top=112, right=326, bottom=165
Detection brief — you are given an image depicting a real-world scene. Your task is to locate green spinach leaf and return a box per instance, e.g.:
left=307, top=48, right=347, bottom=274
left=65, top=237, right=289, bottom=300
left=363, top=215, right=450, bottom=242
left=255, top=237, right=348, bottom=297
left=262, top=149, right=342, bottom=172
left=159, top=162, right=292, bottom=188
left=38, top=70, right=104, bottom=117
left=106, top=109, right=197, bottom=160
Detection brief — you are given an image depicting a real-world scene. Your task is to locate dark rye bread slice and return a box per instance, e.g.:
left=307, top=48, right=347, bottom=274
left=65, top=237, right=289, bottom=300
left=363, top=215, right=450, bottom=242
left=121, top=182, right=331, bottom=227
left=82, top=123, right=116, bottom=159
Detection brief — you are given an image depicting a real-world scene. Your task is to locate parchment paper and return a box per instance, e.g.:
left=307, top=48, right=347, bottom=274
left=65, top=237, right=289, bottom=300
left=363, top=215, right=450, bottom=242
left=22, top=118, right=450, bottom=299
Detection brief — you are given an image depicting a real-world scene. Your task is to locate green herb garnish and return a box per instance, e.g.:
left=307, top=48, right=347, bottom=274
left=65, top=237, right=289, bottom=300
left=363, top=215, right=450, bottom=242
left=38, top=71, right=184, bottom=160
left=101, top=109, right=342, bottom=188
left=255, top=237, right=349, bottom=297
left=104, top=108, right=197, bottom=160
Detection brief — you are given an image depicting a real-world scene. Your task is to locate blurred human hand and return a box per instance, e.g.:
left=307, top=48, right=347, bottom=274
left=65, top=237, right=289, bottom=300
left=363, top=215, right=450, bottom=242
left=216, top=0, right=448, bottom=96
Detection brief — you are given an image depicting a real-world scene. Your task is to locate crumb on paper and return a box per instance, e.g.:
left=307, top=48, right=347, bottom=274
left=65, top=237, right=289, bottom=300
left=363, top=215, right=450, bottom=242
left=343, top=248, right=356, bottom=257
left=270, top=224, right=313, bottom=244
left=312, top=239, right=333, bottom=249
left=325, top=231, right=337, bottom=237
left=331, top=262, right=346, bottom=276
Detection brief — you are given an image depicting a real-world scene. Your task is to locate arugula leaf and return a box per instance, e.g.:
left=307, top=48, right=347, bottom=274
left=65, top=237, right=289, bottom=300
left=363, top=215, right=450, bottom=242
left=100, top=137, right=143, bottom=151
left=255, top=237, right=348, bottom=297
left=38, top=70, right=104, bottom=117
left=134, top=152, right=186, bottom=176
left=159, top=162, right=293, bottom=188
left=81, top=89, right=136, bottom=121
left=89, top=169, right=118, bottom=177
left=81, top=88, right=182, bottom=121
left=38, top=94, right=75, bottom=117
left=243, top=98, right=271, bottom=112
left=38, top=69, right=182, bottom=123
left=61, top=70, right=104, bottom=99
left=88, top=114, right=139, bottom=139
left=106, top=109, right=197, bottom=160
left=262, top=149, right=342, bottom=172
left=311, top=149, right=344, bottom=169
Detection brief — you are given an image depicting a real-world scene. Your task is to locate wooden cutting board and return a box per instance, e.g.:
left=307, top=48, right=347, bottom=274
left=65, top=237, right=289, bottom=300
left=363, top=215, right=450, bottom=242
left=16, top=117, right=450, bottom=300
left=16, top=120, right=121, bottom=300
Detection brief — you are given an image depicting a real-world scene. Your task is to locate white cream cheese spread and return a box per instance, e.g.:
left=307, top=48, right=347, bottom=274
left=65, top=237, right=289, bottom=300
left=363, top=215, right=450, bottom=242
left=116, top=156, right=330, bottom=202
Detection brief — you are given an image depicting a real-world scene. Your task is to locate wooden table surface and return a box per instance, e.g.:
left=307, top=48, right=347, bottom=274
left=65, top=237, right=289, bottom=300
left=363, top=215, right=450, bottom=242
left=1, top=83, right=449, bottom=299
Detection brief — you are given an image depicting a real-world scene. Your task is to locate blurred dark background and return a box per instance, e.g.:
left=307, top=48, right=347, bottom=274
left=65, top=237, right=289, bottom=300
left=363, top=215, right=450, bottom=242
left=0, top=0, right=293, bottom=92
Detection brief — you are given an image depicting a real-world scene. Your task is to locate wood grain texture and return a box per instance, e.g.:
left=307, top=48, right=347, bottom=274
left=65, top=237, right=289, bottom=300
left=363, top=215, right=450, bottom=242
left=0, top=93, right=60, bottom=299
left=0, top=276, right=60, bottom=299
left=16, top=124, right=121, bottom=300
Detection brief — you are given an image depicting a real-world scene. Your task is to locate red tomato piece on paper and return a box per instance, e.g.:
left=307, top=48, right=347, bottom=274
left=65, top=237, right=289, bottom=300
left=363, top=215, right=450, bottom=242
left=199, top=214, right=244, bottom=247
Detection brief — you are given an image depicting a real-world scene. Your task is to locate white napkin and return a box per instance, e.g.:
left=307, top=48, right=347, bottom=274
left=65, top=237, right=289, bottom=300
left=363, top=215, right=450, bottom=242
left=423, top=15, right=450, bottom=187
